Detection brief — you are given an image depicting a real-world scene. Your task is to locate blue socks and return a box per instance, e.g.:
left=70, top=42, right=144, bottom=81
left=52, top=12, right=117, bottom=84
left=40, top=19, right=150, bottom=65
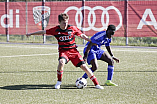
left=107, top=65, right=114, bottom=80
left=82, top=65, right=114, bottom=80
left=82, top=68, right=94, bottom=79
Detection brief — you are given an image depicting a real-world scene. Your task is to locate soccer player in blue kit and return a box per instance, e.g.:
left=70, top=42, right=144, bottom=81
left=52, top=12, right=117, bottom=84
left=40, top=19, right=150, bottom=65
left=82, top=25, right=120, bottom=86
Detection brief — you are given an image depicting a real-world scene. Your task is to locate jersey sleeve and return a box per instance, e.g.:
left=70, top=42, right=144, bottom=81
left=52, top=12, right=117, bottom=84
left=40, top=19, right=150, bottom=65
left=105, top=39, right=111, bottom=46
left=46, top=28, right=55, bottom=35
left=90, top=32, right=102, bottom=44
left=73, top=26, right=82, bottom=36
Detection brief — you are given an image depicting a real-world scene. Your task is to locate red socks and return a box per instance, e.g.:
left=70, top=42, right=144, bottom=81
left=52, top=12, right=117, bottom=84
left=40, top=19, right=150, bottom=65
left=90, top=75, right=99, bottom=86
left=57, top=71, right=99, bottom=86
left=57, top=70, right=63, bottom=81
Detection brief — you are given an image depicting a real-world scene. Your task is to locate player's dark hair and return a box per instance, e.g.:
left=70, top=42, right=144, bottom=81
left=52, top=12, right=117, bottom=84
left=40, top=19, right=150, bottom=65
left=58, top=13, right=69, bottom=22
left=107, top=25, right=116, bottom=31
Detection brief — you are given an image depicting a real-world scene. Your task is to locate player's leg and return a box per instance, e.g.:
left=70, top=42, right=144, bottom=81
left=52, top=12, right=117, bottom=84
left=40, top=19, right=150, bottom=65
left=99, top=52, right=117, bottom=86
left=55, top=50, right=69, bottom=89
left=82, top=58, right=98, bottom=79
left=57, top=58, right=66, bottom=81
left=55, top=58, right=66, bottom=89
left=82, top=49, right=98, bottom=79
left=70, top=49, right=104, bottom=89
left=82, top=49, right=103, bottom=79
left=80, top=64, right=104, bottom=89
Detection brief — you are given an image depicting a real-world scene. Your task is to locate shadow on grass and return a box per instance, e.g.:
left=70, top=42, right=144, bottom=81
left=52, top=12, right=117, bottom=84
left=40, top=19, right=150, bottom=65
left=0, top=84, right=78, bottom=90
left=0, top=70, right=157, bottom=74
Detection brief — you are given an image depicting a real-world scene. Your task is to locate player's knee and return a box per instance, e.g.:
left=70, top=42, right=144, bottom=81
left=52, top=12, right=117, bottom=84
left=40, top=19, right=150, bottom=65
left=92, top=65, right=98, bottom=71
left=80, top=63, right=86, bottom=68
left=80, top=64, right=91, bottom=72
left=108, top=58, right=114, bottom=66
left=59, top=59, right=66, bottom=66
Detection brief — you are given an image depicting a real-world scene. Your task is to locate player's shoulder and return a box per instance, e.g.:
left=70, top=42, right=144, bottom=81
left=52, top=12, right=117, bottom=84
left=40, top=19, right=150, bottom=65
left=96, top=31, right=106, bottom=35
left=68, top=24, right=75, bottom=27
left=53, top=25, right=60, bottom=30
left=90, top=31, right=105, bottom=43
left=46, top=26, right=60, bottom=35
left=68, top=25, right=79, bottom=30
left=93, top=31, right=106, bottom=38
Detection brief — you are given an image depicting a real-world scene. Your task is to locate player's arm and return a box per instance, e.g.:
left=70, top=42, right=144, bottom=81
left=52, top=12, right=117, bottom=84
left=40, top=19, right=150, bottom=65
left=26, top=30, right=46, bottom=37
left=83, top=42, right=93, bottom=61
left=106, top=46, right=113, bottom=57
left=106, top=46, right=119, bottom=63
left=80, top=34, right=91, bottom=42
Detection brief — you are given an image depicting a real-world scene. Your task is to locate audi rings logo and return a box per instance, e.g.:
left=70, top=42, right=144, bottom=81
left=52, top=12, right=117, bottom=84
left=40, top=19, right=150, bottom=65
left=64, top=6, right=122, bottom=31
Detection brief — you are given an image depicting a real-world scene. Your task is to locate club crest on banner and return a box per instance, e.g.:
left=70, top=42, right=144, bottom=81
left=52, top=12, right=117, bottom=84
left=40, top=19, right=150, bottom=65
left=33, top=6, right=50, bottom=30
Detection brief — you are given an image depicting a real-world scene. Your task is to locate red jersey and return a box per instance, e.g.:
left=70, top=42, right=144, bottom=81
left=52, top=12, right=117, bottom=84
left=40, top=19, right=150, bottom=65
left=46, top=25, right=82, bottom=50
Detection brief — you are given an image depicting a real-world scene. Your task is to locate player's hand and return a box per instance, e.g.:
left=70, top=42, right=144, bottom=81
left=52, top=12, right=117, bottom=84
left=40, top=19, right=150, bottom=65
left=83, top=52, right=88, bottom=62
left=83, top=56, right=87, bottom=62
left=113, top=57, right=120, bottom=63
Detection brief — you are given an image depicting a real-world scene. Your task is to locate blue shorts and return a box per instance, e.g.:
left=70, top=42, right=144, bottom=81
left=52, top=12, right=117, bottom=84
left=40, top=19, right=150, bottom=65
left=83, top=47, right=104, bottom=65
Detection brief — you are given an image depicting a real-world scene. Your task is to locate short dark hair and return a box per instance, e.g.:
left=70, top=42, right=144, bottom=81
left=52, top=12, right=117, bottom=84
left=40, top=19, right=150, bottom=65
left=107, top=25, right=116, bottom=31
left=58, top=13, right=69, bottom=22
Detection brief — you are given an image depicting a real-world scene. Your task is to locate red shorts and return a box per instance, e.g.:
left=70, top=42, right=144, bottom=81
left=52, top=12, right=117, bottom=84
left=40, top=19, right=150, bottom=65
left=59, top=48, right=85, bottom=67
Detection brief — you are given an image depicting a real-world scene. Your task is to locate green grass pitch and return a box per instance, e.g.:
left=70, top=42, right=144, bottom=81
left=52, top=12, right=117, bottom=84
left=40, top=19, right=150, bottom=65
left=0, top=43, right=157, bottom=104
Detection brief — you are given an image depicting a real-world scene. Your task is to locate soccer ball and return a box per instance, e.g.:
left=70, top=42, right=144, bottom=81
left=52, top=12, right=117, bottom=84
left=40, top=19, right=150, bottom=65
left=75, top=77, right=87, bottom=89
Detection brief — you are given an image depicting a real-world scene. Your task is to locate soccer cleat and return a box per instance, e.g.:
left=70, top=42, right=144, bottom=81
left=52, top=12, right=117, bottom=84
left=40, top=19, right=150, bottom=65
left=105, top=80, right=118, bottom=86
left=95, top=85, right=104, bottom=89
left=55, top=81, right=62, bottom=89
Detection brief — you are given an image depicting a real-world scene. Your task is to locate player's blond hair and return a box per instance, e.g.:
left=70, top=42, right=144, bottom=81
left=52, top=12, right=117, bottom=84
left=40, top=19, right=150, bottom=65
left=58, top=13, right=69, bottom=22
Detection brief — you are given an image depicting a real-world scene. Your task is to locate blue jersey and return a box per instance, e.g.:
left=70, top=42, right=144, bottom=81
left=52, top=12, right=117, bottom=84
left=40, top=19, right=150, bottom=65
left=85, top=31, right=111, bottom=50
left=83, top=31, right=111, bottom=65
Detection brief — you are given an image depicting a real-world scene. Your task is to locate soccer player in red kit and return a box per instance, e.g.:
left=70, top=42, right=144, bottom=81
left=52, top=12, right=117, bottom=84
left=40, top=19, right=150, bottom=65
left=26, top=13, right=104, bottom=89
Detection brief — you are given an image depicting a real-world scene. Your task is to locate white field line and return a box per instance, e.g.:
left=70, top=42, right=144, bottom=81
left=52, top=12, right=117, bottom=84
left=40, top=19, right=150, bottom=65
left=0, top=45, right=57, bottom=49
left=0, top=49, right=156, bottom=58
left=1, top=45, right=156, bottom=53
left=0, top=53, right=58, bottom=58
left=112, top=49, right=157, bottom=53
left=0, top=45, right=156, bottom=58
left=0, top=45, right=156, bottom=52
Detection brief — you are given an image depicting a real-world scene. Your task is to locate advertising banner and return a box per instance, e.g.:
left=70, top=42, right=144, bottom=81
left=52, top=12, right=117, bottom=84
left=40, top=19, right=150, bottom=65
left=0, top=1, right=157, bottom=37
left=0, top=2, right=26, bottom=35
left=127, top=1, right=157, bottom=37
left=0, top=2, right=6, bottom=35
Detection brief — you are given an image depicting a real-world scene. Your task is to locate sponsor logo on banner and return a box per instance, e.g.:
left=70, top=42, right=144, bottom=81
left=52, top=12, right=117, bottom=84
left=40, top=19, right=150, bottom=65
left=137, top=9, right=157, bottom=30
left=33, top=6, right=50, bottom=30
left=64, top=6, right=122, bottom=31
left=0, top=9, right=19, bottom=28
